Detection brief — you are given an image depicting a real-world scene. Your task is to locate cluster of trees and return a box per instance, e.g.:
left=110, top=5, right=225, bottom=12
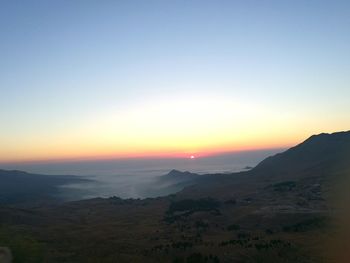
left=167, top=198, right=220, bottom=214
left=272, top=181, right=296, bottom=192
left=227, top=224, right=240, bottom=231
left=220, top=236, right=291, bottom=251
left=254, top=240, right=291, bottom=251
left=171, top=242, right=193, bottom=250
left=173, top=253, right=220, bottom=263
left=283, top=217, right=328, bottom=232
left=219, top=238, right=250, bottom=247
left=151, top=241, right=194, bottom=252
left=165, top=198, right=220, bottom=223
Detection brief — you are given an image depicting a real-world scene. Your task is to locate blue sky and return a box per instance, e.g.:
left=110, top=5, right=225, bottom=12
left=1, top=0, right=350, bottom=162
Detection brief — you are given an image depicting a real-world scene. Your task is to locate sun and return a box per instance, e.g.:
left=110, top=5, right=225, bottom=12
left=190, top=155, right=195, bottom=159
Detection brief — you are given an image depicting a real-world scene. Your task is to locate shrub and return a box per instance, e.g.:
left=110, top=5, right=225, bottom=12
left=227, top=224, right=240, bottom=231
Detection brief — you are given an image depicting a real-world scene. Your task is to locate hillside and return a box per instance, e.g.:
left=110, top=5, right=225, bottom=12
left=253, top=131, right=350, bottom=176
left=0, top=131, right=349, bottom=262
left=0, top=169, right=88, bottom=205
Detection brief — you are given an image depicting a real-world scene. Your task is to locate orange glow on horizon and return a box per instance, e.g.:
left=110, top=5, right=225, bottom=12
left=0, top=126, right=337, bottom=164
left=1, top=95, right=347, bottom=164
left=0, top=136, right=295, bottom=164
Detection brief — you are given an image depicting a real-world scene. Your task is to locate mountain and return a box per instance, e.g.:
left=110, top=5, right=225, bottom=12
left=177, top=131, right=350, bottom=198
left=253, top=131, right=350, bottom=177
left=0, top=131, right=349, bottom=262
left=0, top=169, right=88, bottom=205
left=158, top=169, right=200, bottom=184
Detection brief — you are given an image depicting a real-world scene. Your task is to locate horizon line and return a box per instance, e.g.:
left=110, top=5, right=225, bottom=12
left=0, top=146, right=289, bottom=165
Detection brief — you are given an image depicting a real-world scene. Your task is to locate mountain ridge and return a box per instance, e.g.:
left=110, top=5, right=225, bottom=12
left=252, top=131, right=350, bottom=176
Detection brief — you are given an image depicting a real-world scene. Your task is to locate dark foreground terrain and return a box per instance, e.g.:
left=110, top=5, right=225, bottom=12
left=1, top=131, right=350, bottom=262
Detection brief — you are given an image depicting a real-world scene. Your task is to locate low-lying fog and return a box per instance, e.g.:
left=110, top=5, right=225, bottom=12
left=3, top=149, right=282, bottom=200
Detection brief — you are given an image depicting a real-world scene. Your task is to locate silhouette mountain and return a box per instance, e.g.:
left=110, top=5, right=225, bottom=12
left=251, top=131, right=350, bottom=179
left=0, top=169, right=87, bottom=204
left=159, top=169, right=199, bottom=183
left=176, top=131, right=350, bottom=199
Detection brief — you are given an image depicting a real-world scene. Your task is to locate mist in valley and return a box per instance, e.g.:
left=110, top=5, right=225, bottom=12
left=2, top=149, right=282, bottom=201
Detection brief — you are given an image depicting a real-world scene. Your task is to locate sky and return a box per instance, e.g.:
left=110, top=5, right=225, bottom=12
left=1, top=0, right=350, bottom=163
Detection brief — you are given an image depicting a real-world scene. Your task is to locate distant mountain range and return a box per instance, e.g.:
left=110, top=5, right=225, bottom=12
left=0, top=169, right=87, bottom=205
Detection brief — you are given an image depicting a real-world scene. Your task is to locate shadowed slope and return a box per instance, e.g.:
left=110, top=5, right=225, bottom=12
left=0, top=169, right=88, bottom=204
left=252, top=131, right=350, bottom=178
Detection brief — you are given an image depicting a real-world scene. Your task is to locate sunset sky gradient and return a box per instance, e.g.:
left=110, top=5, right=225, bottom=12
left=1, top=1, right=350, bottom=162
